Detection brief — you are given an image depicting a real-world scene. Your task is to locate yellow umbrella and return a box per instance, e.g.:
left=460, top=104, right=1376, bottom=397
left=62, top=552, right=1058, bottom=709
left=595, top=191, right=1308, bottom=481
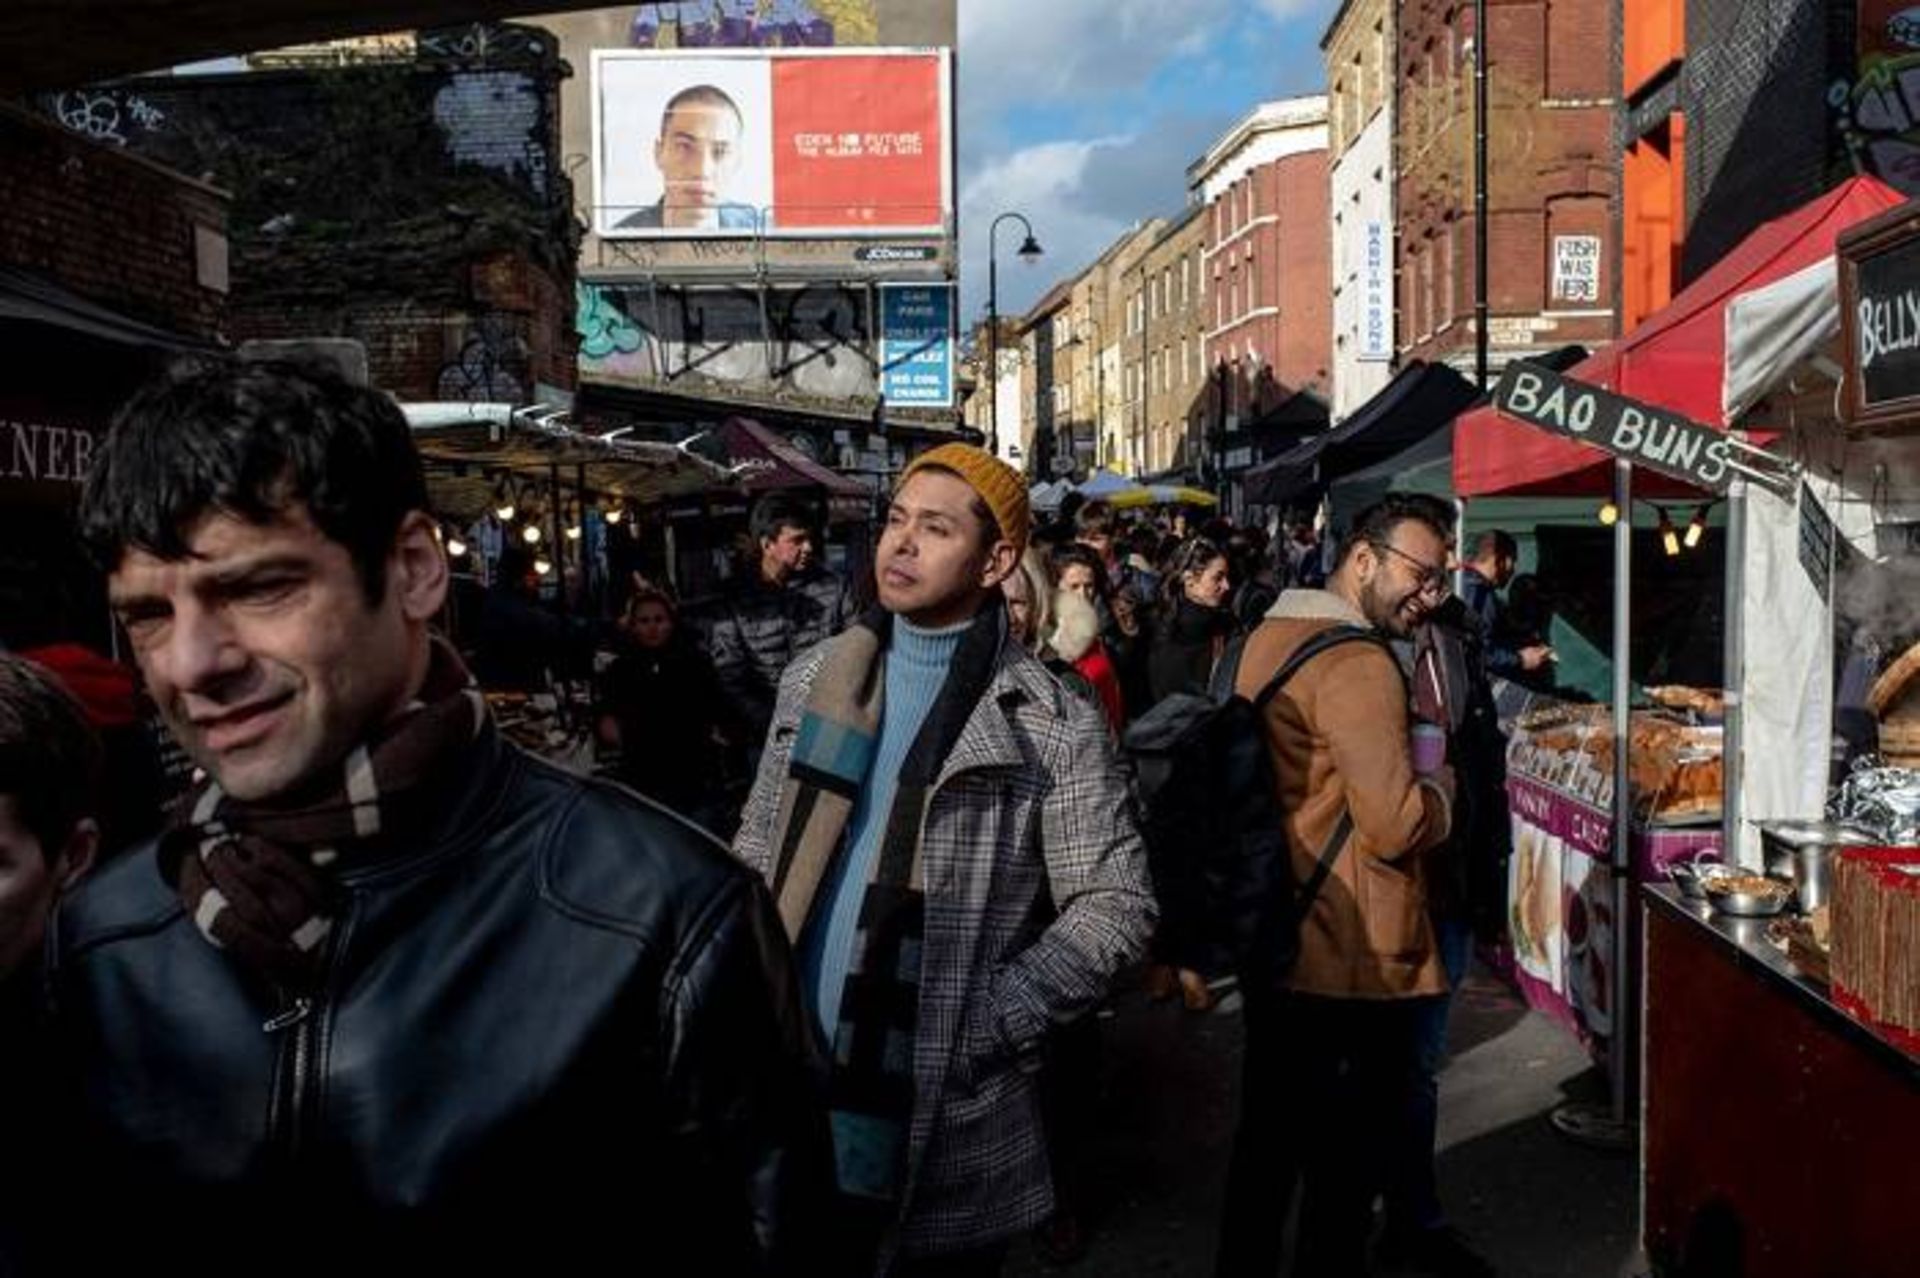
left=1110, top=484, right=1218, bottom=508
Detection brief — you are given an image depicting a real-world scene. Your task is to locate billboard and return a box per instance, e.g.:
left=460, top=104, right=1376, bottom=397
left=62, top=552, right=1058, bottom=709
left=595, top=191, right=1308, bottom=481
left=878, top=283, right=953, bottom=407
left=592, top=48, right=950, bottom=238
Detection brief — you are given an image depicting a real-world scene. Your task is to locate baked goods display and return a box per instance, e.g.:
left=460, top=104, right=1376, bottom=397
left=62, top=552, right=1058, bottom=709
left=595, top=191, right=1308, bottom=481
left=1506, top=695, right=1724, bottom=824
left=1645, top=685, right=1725, bottom=719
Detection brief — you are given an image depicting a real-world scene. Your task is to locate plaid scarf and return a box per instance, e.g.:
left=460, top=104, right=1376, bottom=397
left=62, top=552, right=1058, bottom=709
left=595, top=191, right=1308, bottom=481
left=766, top=604, right=1004, bottom=1200
left=158, top=638, right=488, bottom=993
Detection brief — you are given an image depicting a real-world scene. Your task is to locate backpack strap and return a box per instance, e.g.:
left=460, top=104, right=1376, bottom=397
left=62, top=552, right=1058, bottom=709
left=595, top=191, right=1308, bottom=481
left=1294, top=810, right=1355, bottom=919
left=1249, top=624, right=1388, bottom=711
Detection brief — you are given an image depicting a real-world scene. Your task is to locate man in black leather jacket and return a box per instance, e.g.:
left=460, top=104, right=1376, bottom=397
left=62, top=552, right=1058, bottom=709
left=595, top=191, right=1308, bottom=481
left=39, top=358, right=829, bottom=1275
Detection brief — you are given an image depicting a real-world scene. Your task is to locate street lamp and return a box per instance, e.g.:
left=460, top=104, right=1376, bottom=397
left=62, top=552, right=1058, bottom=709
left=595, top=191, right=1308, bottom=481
left=986, top=212, right=1043, bottom=457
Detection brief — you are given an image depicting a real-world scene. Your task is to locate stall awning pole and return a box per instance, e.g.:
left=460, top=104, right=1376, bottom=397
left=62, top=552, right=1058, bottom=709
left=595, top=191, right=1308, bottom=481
left=1724, top=455, right=1748, bottom=867
left=1610, top=458, right=1635, bottom=1129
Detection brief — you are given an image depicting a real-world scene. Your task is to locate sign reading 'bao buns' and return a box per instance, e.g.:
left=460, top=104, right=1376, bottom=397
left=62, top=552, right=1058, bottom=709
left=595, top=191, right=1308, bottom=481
left=1492, top=361, right=1736, bottom=493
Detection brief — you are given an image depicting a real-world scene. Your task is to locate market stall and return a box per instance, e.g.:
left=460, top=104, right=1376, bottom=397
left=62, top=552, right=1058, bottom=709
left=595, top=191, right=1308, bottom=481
left=1634, top=192, right=1920, bottom=1274
left=1449, top=181, right=1907, bottom=1139
left=404, top=400, right=732, bottom=769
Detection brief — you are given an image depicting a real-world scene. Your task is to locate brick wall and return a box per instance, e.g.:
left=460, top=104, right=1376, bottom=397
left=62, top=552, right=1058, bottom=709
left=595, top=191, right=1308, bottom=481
left=0, top=104, right=227, bottom=340
left=1273, top=150, right=1332, bottom=396
left=31, top=23, right=577, bottom=401
left=1396, top=0, right=1618, bottom=371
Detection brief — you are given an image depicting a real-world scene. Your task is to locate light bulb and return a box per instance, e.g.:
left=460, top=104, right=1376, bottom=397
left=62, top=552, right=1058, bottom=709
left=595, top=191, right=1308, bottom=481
left=522, top=524, right=542, bottom=545
left=1684, top=504, right=1707, bottom=549
left=565, top=524, right=582, bottom=541
left=446, top=536, right=469, bottom=558
left=495, top=502, right=516, bottom=522
left=604, top=505, right=624, bottom=525
left=1598, top=501, right=1620, bottom=527
left=533, top=557, right=553, bottom=576
left=1662, top=527, right=1681, bottom=557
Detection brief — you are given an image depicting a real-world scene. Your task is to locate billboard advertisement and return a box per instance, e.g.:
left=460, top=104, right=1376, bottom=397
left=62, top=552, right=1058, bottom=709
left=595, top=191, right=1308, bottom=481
left=878, top=283, right=953, bottom=407
left=592, top=48, right=950, bottom=238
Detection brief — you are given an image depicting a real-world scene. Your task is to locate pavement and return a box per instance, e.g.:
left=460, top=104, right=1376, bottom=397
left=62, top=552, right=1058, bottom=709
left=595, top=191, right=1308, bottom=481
left=1004, top=966, right=1643, bottom=1278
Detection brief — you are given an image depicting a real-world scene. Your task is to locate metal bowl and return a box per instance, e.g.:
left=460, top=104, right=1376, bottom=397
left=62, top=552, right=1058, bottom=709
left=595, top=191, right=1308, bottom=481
left=1704, top=877, right=1794, bottom=917
left=1668, top=857, right=1723, bottom=901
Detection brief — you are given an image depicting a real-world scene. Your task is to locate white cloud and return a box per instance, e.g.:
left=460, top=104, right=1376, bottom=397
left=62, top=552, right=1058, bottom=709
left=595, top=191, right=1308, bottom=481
left=957, top=0, right=1240, bottom=113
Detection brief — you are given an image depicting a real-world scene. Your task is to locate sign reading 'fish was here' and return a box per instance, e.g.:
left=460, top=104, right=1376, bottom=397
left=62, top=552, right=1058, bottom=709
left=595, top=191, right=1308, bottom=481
left=1491, top=361, right=1735, bottom=493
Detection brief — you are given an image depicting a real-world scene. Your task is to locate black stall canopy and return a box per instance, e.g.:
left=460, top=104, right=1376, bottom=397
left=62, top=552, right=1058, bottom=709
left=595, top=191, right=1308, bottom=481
left=1243, top=360, right=1479, bottom=507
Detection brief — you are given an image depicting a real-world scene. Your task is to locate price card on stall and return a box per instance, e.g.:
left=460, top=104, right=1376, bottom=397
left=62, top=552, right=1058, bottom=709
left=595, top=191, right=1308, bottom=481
left=1798, top=483, right=1836, bottom=604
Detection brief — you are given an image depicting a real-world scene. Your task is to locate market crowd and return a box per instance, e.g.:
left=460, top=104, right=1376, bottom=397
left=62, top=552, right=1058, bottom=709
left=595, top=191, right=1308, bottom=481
left=0, top=357, right=1549, bottom=1278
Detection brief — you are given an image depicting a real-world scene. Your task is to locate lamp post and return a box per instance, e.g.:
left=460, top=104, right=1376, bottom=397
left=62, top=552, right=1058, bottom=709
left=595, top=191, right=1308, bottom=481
left=986, top=212, right=1043, bottom=458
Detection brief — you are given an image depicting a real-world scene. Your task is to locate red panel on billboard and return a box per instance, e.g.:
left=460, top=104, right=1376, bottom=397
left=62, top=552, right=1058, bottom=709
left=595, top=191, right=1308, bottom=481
left=770, top=54, right=943, bottom=230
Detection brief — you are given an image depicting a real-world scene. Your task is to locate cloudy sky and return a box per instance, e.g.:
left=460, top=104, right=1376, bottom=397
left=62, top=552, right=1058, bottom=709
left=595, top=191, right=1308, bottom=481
left=955, top=0, right=1338, bottom=324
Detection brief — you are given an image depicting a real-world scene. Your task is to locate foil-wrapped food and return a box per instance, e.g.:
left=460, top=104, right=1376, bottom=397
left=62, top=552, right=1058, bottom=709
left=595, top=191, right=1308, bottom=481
left=1828, top=758, right=1920, bottom=845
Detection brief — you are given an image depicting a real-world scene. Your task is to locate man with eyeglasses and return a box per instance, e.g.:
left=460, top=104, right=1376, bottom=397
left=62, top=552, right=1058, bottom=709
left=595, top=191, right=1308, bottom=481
left=1216, top=493, right=1460, bottom=1278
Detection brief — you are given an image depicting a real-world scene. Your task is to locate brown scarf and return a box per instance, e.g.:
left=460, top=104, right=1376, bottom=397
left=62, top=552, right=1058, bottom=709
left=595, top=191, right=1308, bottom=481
left=158, top=638, right=488, bottom=992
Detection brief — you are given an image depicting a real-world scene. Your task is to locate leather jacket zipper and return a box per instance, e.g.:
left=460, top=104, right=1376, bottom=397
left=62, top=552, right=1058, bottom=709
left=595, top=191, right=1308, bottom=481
left=265, top=993, right=318, bottom=1160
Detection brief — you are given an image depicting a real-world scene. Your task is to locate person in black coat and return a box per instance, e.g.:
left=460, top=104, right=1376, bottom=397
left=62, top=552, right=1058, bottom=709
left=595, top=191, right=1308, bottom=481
left=1146, top=535, right=1237, bottom=706
left=1140, top=535, right=1238, bottom=1012
left=596, top=587, right=728, bottom=831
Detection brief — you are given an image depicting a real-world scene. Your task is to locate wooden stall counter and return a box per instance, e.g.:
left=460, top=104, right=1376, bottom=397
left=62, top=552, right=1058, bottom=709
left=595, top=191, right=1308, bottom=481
left=1642, top=886, right=1920, bottom=1278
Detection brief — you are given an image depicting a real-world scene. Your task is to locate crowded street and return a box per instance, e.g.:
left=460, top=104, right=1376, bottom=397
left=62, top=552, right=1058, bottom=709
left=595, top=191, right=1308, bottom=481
left=3, top=3, right=1920, bottom=1278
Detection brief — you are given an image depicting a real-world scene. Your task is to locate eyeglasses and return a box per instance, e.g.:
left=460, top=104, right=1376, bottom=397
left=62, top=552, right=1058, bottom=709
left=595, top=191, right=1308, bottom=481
left=1371, top=540, right=1450, bottom=598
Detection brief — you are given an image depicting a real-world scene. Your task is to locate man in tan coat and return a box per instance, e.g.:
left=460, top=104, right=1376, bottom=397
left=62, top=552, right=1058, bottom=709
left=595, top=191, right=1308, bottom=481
left=1215, top=494, right=1457, bottom=1278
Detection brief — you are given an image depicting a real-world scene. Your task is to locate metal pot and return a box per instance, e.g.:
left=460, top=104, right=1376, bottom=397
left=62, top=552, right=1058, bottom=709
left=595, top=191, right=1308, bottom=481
left=1757, top=821, right=1876, bottom=913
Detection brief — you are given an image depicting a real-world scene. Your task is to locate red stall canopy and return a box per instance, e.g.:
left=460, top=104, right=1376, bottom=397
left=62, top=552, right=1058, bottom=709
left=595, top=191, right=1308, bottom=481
left=1453, top=176, right=1905, bottom=498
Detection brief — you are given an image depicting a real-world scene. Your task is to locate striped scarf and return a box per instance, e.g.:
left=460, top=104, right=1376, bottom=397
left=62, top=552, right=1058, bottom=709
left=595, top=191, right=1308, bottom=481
left=766, top=604, right=1003, bottom=1199
left=158, top=637, right=487, bottom=992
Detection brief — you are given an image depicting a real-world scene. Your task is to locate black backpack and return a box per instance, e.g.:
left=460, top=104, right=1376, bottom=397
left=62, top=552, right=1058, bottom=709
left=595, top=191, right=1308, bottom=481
left=1123, top=624, right=1388, bottom=989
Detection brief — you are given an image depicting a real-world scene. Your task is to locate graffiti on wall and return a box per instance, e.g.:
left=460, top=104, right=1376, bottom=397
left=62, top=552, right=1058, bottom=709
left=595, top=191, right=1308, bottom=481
left=628, top=1, right=879, bottom=49
left=44, top=89, right=167, bottom=146
left=577, top=281, right=876, bottom=397
left=438, top=313, right=531, bottom=402
left=1832, top=2, right=1920, bottom=195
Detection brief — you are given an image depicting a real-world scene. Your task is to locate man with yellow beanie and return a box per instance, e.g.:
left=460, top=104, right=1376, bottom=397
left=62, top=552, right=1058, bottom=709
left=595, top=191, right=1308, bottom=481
left=734, top=444, right=1153, bottom=1276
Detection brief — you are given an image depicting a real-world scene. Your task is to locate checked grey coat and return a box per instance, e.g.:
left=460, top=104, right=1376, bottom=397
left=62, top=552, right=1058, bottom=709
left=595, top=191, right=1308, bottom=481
left=734, top=627, right=1155, bottom=1258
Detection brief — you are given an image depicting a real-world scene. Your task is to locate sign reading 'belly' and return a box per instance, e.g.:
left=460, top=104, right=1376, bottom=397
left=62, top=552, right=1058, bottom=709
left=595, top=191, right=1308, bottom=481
left=1491, top=361, right=1734, bottom=493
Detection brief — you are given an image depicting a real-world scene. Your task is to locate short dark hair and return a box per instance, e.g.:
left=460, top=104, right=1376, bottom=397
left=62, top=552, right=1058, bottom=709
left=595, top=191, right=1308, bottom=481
left=0, top=655, right=103, bottom=859
left=660, top=84, right=742, bottom=136
left=79, top=358, right=430, bottom=606
left=1074, top=499, right=1117, bottom=540
left=1471, top=528, right=1518, bottom=561
left=750, top=495, right=819, bottom=545
left=1335, top=493, right=1456, bottom=570
left=1051, top=543, right=1112, bottom=600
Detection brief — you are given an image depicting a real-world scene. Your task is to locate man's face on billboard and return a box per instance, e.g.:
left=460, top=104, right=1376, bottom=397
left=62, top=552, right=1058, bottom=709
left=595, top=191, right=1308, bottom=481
left=654, top=97, right=743, bottom=227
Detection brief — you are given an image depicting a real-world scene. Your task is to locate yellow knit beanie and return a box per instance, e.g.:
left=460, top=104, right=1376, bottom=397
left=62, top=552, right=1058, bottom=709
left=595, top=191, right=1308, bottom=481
left=900, top=443, right=1031, bottom=554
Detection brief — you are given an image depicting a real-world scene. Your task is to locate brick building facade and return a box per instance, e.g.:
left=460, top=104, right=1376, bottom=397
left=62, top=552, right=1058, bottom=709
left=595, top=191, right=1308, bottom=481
left=36, top=22, right=579, bottom=402
left=1122, top=206, right=1208, bottom=477
left=1, top=103, right=232, bottom=647
left=1395, top=0, right=1616, bottom=374
left=1194, top=97, right=1334, bottom=420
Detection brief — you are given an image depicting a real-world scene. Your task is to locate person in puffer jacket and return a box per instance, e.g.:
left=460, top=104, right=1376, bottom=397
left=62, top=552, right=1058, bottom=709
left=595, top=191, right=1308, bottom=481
left=693, top=495, right=851, bottom=771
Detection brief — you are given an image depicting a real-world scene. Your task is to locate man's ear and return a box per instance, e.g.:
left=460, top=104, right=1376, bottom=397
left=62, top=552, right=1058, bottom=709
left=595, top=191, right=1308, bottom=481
left=53, top=818, right=99, bottom=893
left=979, top=540, right=1021, bottom=592
left=392, top=511, right=451, bottom=622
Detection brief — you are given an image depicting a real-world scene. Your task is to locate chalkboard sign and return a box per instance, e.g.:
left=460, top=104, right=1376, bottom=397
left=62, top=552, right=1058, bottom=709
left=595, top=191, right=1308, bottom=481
left=1840, top=205, right=1920, bottom=431
left=1491, top=361, right=1736, bottom=493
